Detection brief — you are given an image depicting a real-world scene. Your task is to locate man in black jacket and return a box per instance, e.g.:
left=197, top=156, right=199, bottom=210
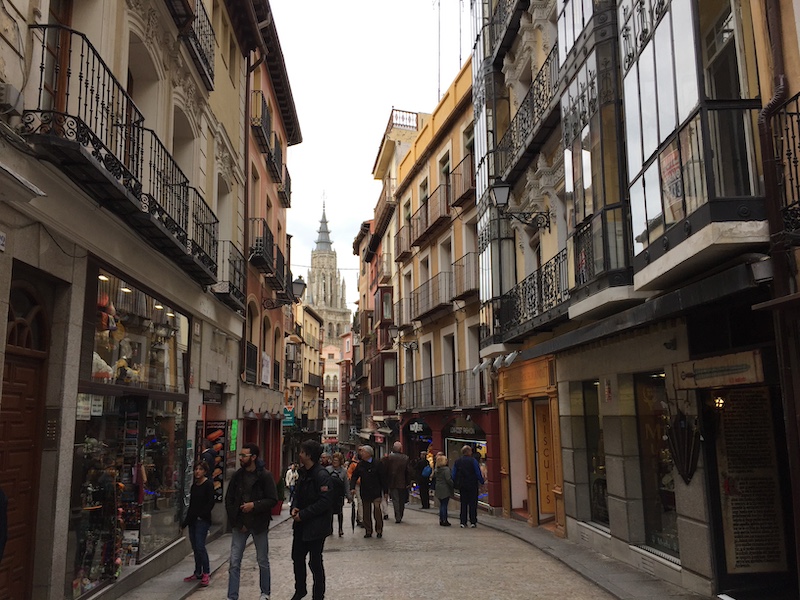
left=291, top=439, right=333, bottom=600
left=413, top=451, right=432, bottom=509
left=452, top=445, right=485, bottom=528
left=349, top=445, right=387, bottom=538
left=225, top=443, right=278, bottom=600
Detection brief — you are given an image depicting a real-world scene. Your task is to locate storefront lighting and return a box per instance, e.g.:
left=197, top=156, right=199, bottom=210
left=154, top=304, right=164, bottom=310
left=166, top=312, right=175, bottom=317
left=98, top=274, right=109, bottom=281
left=714, top=396, right=725, bottom=410
left=121, top=286, right=132, bottom=293
left=490, top=181, right=552, bottom=232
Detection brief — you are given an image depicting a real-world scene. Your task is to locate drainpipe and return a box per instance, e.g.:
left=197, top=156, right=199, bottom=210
left=756, top=0, right=800, bottom=589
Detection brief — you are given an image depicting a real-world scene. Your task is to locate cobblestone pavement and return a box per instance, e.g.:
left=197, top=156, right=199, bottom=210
left=187, top=507, right=616, bottom=600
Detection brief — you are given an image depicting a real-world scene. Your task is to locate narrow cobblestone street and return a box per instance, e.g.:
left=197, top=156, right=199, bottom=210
left=187, top=506, right=616, bottom=600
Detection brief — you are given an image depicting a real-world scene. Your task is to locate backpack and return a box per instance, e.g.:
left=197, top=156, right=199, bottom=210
left=329, top=469, right=346, bottom=504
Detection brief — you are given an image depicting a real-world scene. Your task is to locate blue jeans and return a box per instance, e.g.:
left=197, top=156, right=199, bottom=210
left=227, top=528, right=270, bottom=600
left=438, top=496, right=450, bottom=523
left=188, top=519, right=211, bottom=576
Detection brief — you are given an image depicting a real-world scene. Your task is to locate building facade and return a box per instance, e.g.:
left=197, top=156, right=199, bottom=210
left=0, top=1, right=303, bottom=597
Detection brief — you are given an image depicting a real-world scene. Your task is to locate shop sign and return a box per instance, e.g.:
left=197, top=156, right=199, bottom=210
left=203, top=382, right=223, bottom=404
left=673, top=350, right=763, bottom=389
left=282, top=407, right=295, bottom=427
left=90, top=396, right=104, bottom=417
left=374, top=434, right=385, bottom=443
left=76, top=394, right=92, bottom=420
left=204, top=421, right=226, bottom=502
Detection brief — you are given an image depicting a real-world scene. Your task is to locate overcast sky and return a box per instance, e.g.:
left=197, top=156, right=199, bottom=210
left=270, top=0, right=473, bottom=312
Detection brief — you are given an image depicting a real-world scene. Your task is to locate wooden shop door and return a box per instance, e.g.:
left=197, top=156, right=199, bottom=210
left=0, top=355, right=45, bottom=599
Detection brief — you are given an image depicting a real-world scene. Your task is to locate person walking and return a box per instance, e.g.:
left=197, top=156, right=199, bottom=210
left=349, top=445, right=387, bottom=538
left=181, top=461, right=215, bottom=586
left=325, top=452, right=351, bottom=537
left=290, top=439, right=334, bottom=600
left=433, top=454, right=454, bottom=526
left=452, top=445, right=484, bottom=528
left=285, top=463, right=299, bottom=503
left=199, top=438, right=217, bottom=474
left=413, top=450, right=432, bottom=509
left=346, top=454, right=363, bottom=528
left=382, top=442, right=412, bottom=523
left=225, top=443, right=278, bottom=600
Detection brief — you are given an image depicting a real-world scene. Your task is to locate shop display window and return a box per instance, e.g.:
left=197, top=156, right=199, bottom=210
left=634, top=372, right=679, bottom=557
left=67, top=394, right=186, bottom=598
left=91, top=270, right=189, bottom=394
left=583, top=380, right=608, bottom=526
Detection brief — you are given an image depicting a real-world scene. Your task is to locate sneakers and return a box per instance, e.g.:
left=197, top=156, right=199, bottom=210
left=259, top=594, right=270, bottom=600
left=200, top=573, right=210, bottom=587
left=183, top=574, right=199, bottom=582
left=460, top=523, right=466, bottom=528
left=470, top=523, right=478, bottom=528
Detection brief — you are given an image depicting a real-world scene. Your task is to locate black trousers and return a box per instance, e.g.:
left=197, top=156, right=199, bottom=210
left=418, top=479, right=430, bottom=508
left=459, top=487, right=479, bottom=525
left=292, top=535, right=326, bottom=600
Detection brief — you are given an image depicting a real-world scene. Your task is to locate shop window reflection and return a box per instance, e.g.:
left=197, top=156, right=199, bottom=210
left=92, top=270, right=188, bottom=393
left=584, top=380, right=608, bottom=526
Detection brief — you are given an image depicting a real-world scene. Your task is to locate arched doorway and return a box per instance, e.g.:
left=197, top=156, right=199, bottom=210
left=0, top=282, right=49, bottom=598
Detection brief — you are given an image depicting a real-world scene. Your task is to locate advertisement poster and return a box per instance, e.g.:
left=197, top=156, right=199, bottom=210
left=203, top=421, right=227, bottom=502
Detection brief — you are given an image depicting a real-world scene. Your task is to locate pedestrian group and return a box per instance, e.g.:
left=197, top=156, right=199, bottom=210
left=181, top=439, right=485, bottom=600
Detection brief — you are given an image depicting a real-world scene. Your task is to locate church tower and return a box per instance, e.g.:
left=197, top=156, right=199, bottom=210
left=306, top=203, right=352, bottom=350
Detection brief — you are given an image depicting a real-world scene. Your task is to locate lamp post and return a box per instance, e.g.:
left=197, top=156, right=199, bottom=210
left=388, top=324, right=418, bottom=350
left=490, top=181, right=552, bottom=232
left=262, top=276, right=307, bottom=310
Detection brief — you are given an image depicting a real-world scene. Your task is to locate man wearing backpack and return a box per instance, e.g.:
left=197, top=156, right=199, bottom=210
left=325, top=452, right=351, bottom=537
left=349, top=445, right=387, bottom=538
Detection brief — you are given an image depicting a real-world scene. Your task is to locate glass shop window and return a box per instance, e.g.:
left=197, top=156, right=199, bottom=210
left=584, top=380, right=608, bottom=526
left=634, top=372, right=679, bottom=558
left=91, top=270, right=189, bottom=393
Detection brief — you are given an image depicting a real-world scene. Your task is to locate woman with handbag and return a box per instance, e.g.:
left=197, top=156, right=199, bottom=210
left=433, top=454, right=454, bottom=526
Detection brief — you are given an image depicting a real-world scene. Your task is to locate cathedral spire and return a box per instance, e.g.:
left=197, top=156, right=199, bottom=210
left=315, top=203, right=333, bottom=252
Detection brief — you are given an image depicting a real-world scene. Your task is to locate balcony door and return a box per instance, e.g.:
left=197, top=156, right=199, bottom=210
left=41, top=0, right=73, bottom=113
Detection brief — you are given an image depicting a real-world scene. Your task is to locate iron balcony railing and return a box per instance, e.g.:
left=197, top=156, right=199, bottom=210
left=287, top=361, right=303, bottom=383
left=245, top=342, right=258, bottom=385
left=353, top=359, right=367, bottom=382
left=272, top=360, right=281, bottom=391
left=454, top=369, right=485, bottom=408
left=497, top=249, right=570, bottom=336
left=188, top=186, right=218, bottom=276
left=496, top=44, right=559, bottom=177
left=307, top=372, right=323, bottom=389
left=398, top=370, right=485, bottom=411
left=411, top=184, right=451, bottom=246
left=450, top=153, right=476, bottom=208
left=412, top=272, right=453, bottom=319
left=163, top=0, right=195, bottom=30
left=378, top=253, right=392, bottom=284
left=267, top=132, right=283, bottom=181
left=394, top=298, right=413, bottom=331
left=278, top=166, right=291, bottom=207
left=772, top=91, right=800, bottom=231
left=395, top=225, right=412, bottom=262
left=250, top=90, right=273, bottom=153
left=273, top=246, right=286, bottom=290
left=375, top=177, right=397, bottom=232
left=24, top=25, right=145, bottom=197
left=211, top=241, right=246, bottom=310
left=452, top=252, right=480, bottom=300
left=248, top=218, right=275, bottom=274
left=410, top=199, right=429, bottom=246
left=574, top=222, right=596, bottom=288
left=181, top=0, right=215, bottom=90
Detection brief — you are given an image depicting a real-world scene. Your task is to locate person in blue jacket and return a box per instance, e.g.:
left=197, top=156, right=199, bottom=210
left=452, top=445, right=485, bottom=528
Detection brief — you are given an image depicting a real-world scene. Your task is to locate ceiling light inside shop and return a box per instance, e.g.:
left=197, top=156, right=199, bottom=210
left=121, top=286, right=132, bottom=293
left=166, top=312, right=175, bottom=317
left=154, top=304, right=164, bottom=310
left=98, top=274, right=109, bottom=281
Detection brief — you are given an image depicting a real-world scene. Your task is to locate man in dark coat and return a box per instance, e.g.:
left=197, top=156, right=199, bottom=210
left=225, top=443, right=278, bottom=600
left=382, top=442, right=413, bottom=522
left=452, top=445, right=485, bottom=528
left=412, top=451, right=431, bottom=509
left=349, top=445, right=387, bottom=538
left=291, top=439, right=334, bottom=600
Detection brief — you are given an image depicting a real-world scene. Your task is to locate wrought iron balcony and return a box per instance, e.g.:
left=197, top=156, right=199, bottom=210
left=375, top=177, right=397, bottom=234
left=398, top=371, right=485, bottom=410
left=250, top=90, right=273, bottom=153
left=454, top=369, right=486, bottom=408
left=497, top=249, right=570, bottom=340
left=163, top=0, right=195, bottom=30
left=287, top=361, right=303, bottom=383
left=496, top=44, right=560, bottom=180
left=412, top=272, right=453, bottom=320
left=450, top=153, right=476, bottom=208
left=211, top=241, right=246, bottom=311
left=452, top=252, right=479, bottom=300
left=245, top=341, right=258, bottom=385
left=272, top=360, right=281, bottom=391
left=266, top=132, right=283, bottom=181
left=393, top=298, right=413, bottom=332
left=774, top=91, right=800, bottom=233
left=181, top=0, right=215, bottom=90
left=187, top=187, right=218, bottom=283
left=278, top=166, right=291, bottom=207
left=410, top=184, right=450, bottom=247
left=272, top=246, right=286, bottom=291
left=248, top=218, right=275, bottom=275
left=395, top=225, right=412, bottom=262
left=377, top=253, right=392, bottom=285
left=306, top=372, right=323, bottom=389
left=489, top=0, right=531, bottom=63
left=353, top=359, right=368, bottom=382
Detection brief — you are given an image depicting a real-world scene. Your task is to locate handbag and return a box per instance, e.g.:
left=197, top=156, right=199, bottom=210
left=421, top=465, right=432, bottom=478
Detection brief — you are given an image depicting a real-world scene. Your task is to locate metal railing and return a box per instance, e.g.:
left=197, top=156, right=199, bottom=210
left=267, top=132, right=283, bottom=180
left=182, top=0, right=215, bottom=89
left=410, top=200, right=429, bottom=246
left=214, top=241, right=246, bottom=307
left=245, top=342, right=258, bottom=385
left=394, top=298, right=413, bottom=330
left=450, top=153, right=476, bottom=207
left=375, top=177, right=397, bottom=231
left=496, top=44, right=559, bottom=176
left=24, top=25, right=145, bottom=195
left=574, top=222, right=596, bottom=287
left=248, top=218, right=274, bottom=270
left=188, top=187, right=218, bottom=275
left=453, top=252, right=479, bottom=299
left=412, top=272, right=453, bottom=319
left=307, top=372, right=323, bottom=389
left=773, top=91, right=800, bottom=230
left=498, top=249, right=569, bottom=335
left=250, top=90, right=272, bottom=152
left=278, top=166, right=291, bottom=207
left=385, top=108, right=419, bottom=135
left=395, top=225, right=412, bottom=261
left=398, top=370, right=485, bottom=411
left=272, top=360, right=281, bottom=391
